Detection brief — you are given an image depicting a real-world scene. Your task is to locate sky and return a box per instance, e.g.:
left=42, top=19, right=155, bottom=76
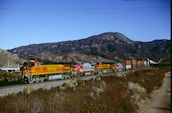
left=0, top=0, right=171, bottom=50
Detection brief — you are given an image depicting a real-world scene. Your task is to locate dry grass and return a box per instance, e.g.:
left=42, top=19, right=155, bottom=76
left=0, top=66, right=170, bottom=113
left=125, top=66, right=170, bottom=94
left=0, top=77, right=137, bottom=113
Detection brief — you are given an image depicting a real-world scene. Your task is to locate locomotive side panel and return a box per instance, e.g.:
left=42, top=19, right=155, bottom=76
left=30, top=64, right=68, bottom=76
left=95, top=63, right=112, bottom=73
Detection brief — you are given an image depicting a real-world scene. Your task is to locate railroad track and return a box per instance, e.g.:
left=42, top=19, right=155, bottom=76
left=0, top=69, right=146, bottom=97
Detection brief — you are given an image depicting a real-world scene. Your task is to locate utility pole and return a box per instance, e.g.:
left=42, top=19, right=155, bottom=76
left=8, top=60, right=9, bottom=67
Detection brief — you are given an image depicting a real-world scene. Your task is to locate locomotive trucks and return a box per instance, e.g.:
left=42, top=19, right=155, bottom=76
left=20, top=59, right=148, bottom=83
left=20, top=61, right=116, bottom=83
left=20, top=61, right=100, bottom=83
left=20, top=61, right=71, bottom=83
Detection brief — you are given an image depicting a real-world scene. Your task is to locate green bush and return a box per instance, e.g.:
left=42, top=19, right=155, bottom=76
left=0, top=72, right=20, bottom=86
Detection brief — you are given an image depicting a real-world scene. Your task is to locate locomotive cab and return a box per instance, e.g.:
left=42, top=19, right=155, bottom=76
left=20, top=61, right=40, bottom=80
left=23, top=61, right=40, bottom=67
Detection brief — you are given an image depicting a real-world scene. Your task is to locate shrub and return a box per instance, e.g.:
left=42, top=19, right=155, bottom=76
left=0, top=75, right=5, bottom=82
left=0, top=66, right=170, bottom=113
left=23, top=86, right=35, bottom=94
left=0, top=72, right=20, bottom=86
left=134, top=71, right=140, bottom=77
left=127, top=82, right=146, bottom=102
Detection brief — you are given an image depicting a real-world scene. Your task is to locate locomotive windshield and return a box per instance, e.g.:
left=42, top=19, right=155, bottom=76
left=24, top=62, right=34, bottom=67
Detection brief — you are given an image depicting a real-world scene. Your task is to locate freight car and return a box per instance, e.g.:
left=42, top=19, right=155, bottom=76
left=20, top=61, right=114, bottom=83
left=125, top=60, right=132, bottom=70
left=125, top=59, right=150, bottom=70
left=20, top=59, right=150, bottom=83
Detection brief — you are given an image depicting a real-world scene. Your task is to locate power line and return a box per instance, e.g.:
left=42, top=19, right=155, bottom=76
left=0, top=6, right=169, bottom=10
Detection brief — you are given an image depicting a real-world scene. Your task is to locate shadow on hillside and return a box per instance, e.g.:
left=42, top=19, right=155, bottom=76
left=152, top=106, right=171, bottom=111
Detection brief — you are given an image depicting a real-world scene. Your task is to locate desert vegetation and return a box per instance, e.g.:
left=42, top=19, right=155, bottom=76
left=0, top=66, right=170, bottom=113
left=0, top=70, right=21, bottom=86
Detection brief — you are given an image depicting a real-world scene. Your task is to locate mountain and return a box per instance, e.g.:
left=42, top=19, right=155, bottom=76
left=150, top=39, right=169, bottom=45
left=8, top=32, right=170, bottom=63
left=18, top=53, right=114, bottom=63
left=0, top=49, right=22, bottom=67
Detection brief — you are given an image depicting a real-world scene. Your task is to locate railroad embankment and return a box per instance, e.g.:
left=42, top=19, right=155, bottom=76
left=0, top=66, right=170, bottom=113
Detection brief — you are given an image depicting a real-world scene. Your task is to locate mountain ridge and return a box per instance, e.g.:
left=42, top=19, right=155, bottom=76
left=8, top=32, right=170, bottom=62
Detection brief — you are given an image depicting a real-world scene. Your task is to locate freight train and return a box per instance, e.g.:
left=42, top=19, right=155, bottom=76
left=20, top=60, right=150, bottom=83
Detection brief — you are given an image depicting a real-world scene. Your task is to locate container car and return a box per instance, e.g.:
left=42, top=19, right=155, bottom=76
left=20, top=59, right=150, bottom=83
left=132, top=60, right=137, bottom=69
left=125, top=60, right=132, bottom=70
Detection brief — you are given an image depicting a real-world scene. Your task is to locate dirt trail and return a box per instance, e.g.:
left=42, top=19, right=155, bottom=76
left=138, top=72, right=171, bottom=113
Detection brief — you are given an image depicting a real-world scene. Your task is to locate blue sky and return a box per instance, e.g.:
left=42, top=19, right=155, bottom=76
left=0, top=0, right=171, bottom=50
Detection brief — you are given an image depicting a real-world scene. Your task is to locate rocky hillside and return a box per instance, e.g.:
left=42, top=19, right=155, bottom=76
left=0, top=49, right=22, bottom=67
left=18, top=53, right=114, bottom=63
left=8, top=32, right=170, bottom=62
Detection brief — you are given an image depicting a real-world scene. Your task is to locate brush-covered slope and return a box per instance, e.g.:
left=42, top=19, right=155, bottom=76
left=9, top=32, right=170, bottom=62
